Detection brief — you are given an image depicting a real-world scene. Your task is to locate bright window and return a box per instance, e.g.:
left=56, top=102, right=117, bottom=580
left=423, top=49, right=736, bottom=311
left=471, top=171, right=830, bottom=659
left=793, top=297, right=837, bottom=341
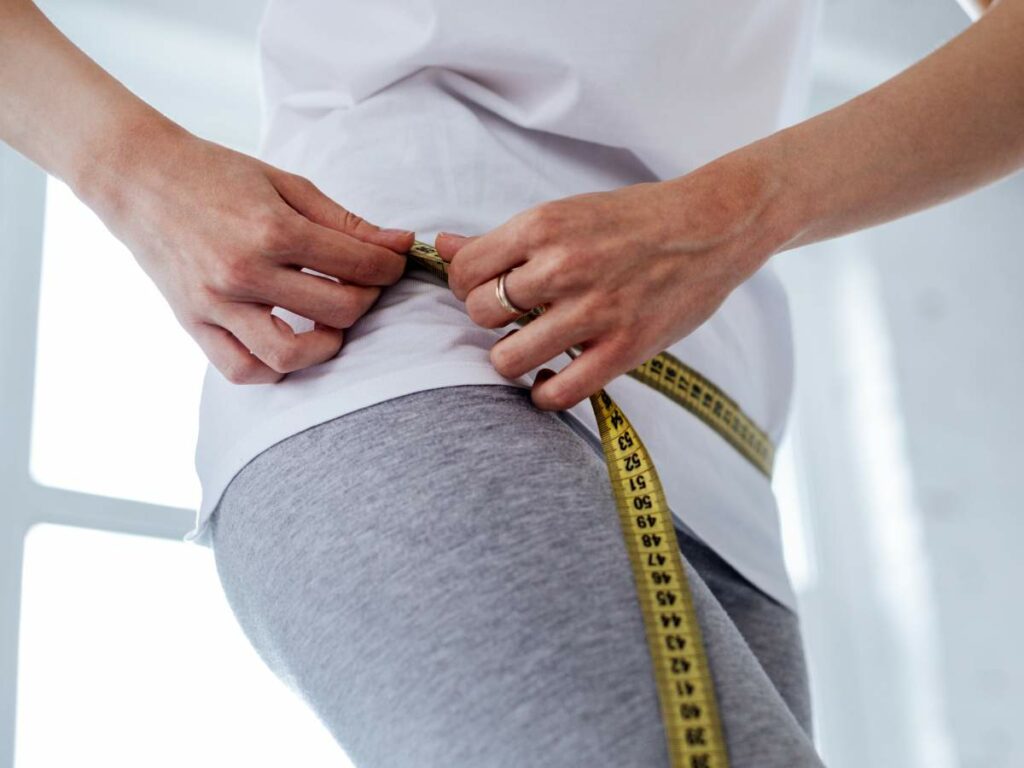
left=15, top=524, right=349, bottom=768
left=30, top=177, right=206, bottom=510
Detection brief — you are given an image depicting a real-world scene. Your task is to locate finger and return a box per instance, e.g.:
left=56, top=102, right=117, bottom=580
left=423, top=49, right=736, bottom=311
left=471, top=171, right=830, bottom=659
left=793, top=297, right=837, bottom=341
left=189, top=321, right=284, bottom=385
left=262, top=269, right=382, bottom=329
left=464, top=262, right=558, bottom=329
left=284, top=219, right=409, bottom=286
left=488, top=303, right=594, bottom=380
left=270, top=169, right=415, bottom=252
left=220, top=303, right=345, bottom=374
left=441, top=223, right=528, bottom=301
left=434, top=232, right=477, bottom=263
left=530, top=338, right=625, bottom=411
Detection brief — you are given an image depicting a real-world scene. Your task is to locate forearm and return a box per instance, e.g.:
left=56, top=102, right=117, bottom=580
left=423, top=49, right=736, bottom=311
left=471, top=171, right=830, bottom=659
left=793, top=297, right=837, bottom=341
left=0, top=0, right=180, bottom=204
left=746, top=0, right=1024, bottom=252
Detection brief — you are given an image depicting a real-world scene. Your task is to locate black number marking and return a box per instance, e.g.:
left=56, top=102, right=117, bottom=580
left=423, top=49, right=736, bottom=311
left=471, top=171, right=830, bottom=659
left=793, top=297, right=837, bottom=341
left=679, top=703, right=702, bottom=720
left=633, top=494, right=653, bottom=510
left=685, top=727, right=707, bottom=746
left=665, top=634, right=687, bottom=651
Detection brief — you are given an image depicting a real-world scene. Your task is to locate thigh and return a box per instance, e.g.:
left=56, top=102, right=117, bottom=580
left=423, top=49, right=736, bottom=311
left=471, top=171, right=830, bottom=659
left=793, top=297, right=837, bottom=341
left=209, top=384, right=822, bottom=768
left=675, top=525, right=815, bottom=740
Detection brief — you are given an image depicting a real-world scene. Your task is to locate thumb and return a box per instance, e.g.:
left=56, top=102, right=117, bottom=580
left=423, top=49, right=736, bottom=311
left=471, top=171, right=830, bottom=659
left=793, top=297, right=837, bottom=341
left=435, top=231, right=478, bottom=263
left=271, top=169, right=415, bottom=252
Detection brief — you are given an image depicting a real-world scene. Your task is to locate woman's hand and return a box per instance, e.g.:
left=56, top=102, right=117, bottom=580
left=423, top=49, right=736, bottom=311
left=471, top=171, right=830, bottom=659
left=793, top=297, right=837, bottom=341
left=0, top=2, right=414, bottom=384
left=435, top=154, right=795, bottom=410
left=81, top=120, right=414, bottom=384
left=436, top=0, right=1024, bottom=412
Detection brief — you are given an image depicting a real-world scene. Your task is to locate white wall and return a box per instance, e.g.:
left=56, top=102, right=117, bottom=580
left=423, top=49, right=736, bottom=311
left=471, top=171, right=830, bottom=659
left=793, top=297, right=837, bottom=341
left=1, top=1, right=1021, bottom=766
left=777, top=2, right=1024, bottom=764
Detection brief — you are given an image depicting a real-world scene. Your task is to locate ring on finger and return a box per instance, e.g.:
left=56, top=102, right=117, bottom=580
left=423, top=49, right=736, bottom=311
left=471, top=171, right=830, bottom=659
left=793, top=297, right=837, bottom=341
left=496, top=268, right=529, bottom=316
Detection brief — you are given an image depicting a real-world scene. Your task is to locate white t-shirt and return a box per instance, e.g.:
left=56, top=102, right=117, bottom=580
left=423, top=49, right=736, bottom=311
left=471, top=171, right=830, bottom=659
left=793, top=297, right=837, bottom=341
left=188, top=0, right=820, bottom=612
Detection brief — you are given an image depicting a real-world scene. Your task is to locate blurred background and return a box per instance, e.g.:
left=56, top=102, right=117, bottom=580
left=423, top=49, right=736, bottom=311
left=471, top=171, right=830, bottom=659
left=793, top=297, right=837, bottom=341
left=0, top=0, right=1020, bottom=766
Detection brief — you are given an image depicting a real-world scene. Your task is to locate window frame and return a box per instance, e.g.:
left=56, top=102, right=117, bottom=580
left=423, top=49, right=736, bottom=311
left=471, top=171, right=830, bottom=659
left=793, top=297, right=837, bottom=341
left=0, top=146, right=193, bottom=768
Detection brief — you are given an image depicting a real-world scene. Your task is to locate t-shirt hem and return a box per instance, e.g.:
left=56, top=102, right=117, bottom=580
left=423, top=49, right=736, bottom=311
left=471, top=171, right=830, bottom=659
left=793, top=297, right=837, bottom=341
left=185, top=359, right=799, bottom=613
left=185, top=361, right=539, bottom=544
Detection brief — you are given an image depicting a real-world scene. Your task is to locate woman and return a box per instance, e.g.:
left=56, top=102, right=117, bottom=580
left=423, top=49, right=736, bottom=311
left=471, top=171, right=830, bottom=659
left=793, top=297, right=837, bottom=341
left=1, top=0, right=1020, bottom=765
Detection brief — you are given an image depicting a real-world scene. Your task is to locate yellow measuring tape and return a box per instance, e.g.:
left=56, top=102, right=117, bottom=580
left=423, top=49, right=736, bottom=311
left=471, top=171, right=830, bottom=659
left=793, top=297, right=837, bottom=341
left=407, top=240, right=776, bottom=767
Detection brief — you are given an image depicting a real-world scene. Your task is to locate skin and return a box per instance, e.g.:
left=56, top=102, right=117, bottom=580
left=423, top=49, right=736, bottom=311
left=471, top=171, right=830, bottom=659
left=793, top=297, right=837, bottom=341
left=0, top=0, right=1017, bottom=404
left=436, top=0, right=1023, bottom=411
left=0, top=0, right=414, bottom=384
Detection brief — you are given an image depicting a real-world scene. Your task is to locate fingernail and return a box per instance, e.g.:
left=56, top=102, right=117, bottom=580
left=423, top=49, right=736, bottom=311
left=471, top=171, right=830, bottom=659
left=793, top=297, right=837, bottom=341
left=381, top=227, right=415, bottom=237
left=437, top=231, right=469, bottom=242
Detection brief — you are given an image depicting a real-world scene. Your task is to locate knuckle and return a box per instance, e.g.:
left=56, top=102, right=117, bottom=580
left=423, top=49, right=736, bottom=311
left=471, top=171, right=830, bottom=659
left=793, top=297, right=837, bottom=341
left=253, top=212, right=292, bottom=252
left=291, top=173, right=317, bottom=195
left=549, top=392, right=576, bottom=411
left=539, top=250, right=578, bottom=294
left=564, top=306, right=597, bottom=341
left=316, top=287, right=374, bottom=330
left=579, top=287, right=624, bottom=325
left=466, top=289, right=504, bottom=327
left=314, top=327, right=345, bottom=356
left=178, top=310, right=205, bottom=334
left=342, top=208, right=368, bottom=234
left=534, top=383, right=562, bottom=410
left=329, top=298, right=362, bottom=329
left=558, top=243, right=589, bottom=272
left=540, top=378, right=576, bottom=410
left=357, top=285, right=383, bottom=315
left=222, top=356, right=260, bottom=385
left=332, top=312, right=359, bottom=331
left=447, top=260, right=466, bottom=297
left=220, top=363, right=245, bottom=384
left=523, top=202, right=568, bottom=247
left=263, top=341, right=301, bottom=373
left=210, top=253, right=254, bottom=294
left=465, top=294, right=488, bottom=325
left=378, top=251, right=408, bottom=283
left=600, top=333, right=630, bottom=362
left=358, top=248, right=405, bottom=285
left=490, top=342, right=522, bottom=378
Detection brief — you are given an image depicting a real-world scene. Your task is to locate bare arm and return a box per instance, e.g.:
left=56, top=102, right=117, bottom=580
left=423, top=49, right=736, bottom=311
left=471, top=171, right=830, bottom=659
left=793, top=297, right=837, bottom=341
left=0, top=0, right=414, bottom=383
left=0, top=0, right=156, bottom=192
left=438, top=0, right=1024, bottom=410
left=775, top=0, right=1024, bottom=249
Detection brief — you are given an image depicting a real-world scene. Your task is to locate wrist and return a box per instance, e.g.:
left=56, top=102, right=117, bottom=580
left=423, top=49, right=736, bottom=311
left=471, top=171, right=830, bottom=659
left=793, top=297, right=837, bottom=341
left=659, top=137, right=811, bottom=275
left=722, top=133, right=813, bottom=258
left=71, top=107, right=189, bottom=216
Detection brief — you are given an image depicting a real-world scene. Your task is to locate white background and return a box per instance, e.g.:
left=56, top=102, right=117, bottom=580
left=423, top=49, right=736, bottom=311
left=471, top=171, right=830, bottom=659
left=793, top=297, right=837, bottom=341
left=1, top=1, right=1021, bottom=766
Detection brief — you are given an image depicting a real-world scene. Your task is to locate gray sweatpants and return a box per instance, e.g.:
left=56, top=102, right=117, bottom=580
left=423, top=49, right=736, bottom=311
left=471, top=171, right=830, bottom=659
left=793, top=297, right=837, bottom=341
left=208, top=384, right=823, bottom=767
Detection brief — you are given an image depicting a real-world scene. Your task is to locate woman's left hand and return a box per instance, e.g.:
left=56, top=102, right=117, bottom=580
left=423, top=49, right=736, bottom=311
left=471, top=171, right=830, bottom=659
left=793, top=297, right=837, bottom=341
left=435, top=153, right=797, bottom=410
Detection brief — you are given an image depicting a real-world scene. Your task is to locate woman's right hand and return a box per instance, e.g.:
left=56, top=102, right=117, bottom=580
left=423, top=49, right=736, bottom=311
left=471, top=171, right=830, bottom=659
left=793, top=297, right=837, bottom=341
left=79, top=119, right=414, bottom=384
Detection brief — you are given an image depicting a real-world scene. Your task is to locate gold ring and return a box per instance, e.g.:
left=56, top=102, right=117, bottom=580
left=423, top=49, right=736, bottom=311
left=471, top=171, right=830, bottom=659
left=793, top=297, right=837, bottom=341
left=496, top=269, right=528, bottom=316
